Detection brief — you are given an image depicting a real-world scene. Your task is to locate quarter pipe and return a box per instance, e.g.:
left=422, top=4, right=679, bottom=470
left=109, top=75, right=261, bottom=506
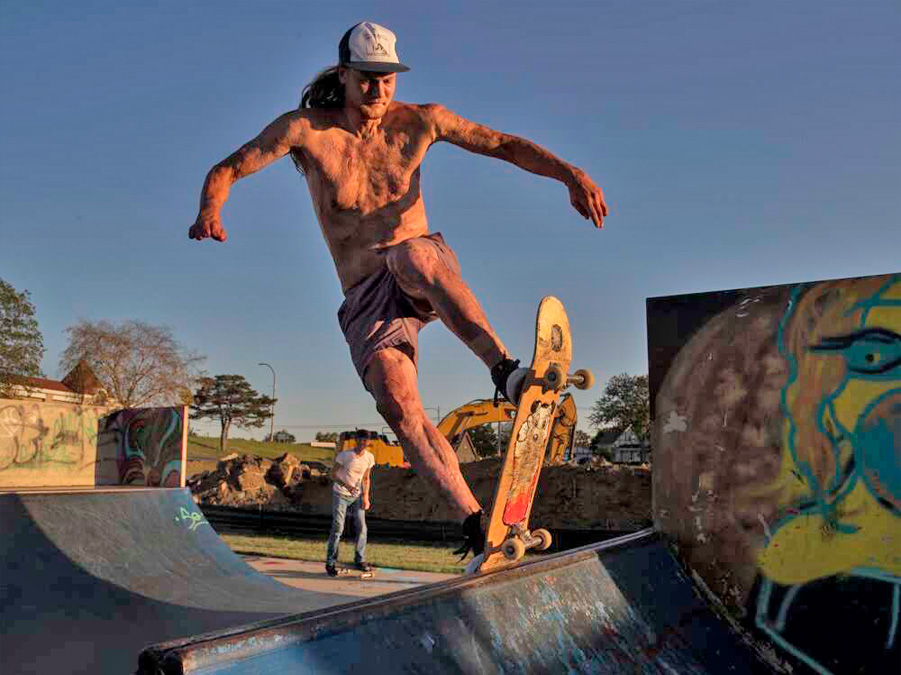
left=2, top=487, right=784, bottom=674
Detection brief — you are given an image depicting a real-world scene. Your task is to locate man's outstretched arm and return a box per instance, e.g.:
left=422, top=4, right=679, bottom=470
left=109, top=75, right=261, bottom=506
left=428, top=104, right=608, bottom=228
left=188, top=112, right=308, bottom=242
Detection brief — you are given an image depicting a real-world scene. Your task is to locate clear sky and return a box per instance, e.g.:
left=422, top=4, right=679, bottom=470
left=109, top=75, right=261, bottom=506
left=2, top=1, right=899, bottom=440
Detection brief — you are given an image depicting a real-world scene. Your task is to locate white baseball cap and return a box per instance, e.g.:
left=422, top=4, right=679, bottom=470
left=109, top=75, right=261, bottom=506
left=338, top=22, right=410, bottom=73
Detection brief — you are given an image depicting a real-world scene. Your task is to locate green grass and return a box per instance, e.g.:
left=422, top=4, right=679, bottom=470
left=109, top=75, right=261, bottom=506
left=222, top=533, right=472, bottom=574
left=188, top=435, right=336, bottom=464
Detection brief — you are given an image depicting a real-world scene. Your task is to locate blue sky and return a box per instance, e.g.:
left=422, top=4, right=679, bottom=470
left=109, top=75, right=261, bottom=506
left=1, top=1, right=899, bottom=439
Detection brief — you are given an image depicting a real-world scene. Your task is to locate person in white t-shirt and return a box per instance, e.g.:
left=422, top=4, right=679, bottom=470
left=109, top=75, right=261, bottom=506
left=326, top=432, right=376, bottom=576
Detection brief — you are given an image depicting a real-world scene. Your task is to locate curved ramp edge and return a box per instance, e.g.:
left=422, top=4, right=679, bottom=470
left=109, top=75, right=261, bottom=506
left=0, top=488, right=349, bottom=675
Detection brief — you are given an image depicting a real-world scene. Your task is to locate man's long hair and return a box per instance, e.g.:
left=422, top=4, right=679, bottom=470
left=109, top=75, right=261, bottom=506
left=291, top=66, right=344, bottom=175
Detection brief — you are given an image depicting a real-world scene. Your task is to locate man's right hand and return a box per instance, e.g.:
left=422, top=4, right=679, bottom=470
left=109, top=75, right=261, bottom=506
left=189, top=215, right=228, bottom=242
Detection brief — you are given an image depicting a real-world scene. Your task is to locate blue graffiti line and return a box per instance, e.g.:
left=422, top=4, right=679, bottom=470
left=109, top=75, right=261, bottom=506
left=890, top=584, right=900, bottom=650
left=757, top=571, right=901, bottom=672
left=776, top=285, right=828, bottom=531
left=845, top=274, right=901, bottom=323
left=160, top=459, right=182, bottom=486
left=123, top=416, right=146, bottom=462
left=756, top=578, right=835, bottom=675
left=154, top=410, right=180, bottom=465
left=175, top=506, right=208, bottom=531
left=854, top=389, right=901, bottom=510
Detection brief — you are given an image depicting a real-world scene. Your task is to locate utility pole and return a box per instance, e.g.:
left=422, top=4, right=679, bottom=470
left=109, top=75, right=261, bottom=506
left=258, top=363, right=276, bottom=442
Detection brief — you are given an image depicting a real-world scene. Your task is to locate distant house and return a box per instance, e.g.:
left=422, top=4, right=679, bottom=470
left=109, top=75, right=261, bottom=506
left=4, top=360, right=114, bottom=407
left=272, top=430, right=295, bottom=444
left=588, top=426, right=650, bottom=464
left=611, top=426, right=651, bottom=464
left=591, top=429, right=622, bottom=459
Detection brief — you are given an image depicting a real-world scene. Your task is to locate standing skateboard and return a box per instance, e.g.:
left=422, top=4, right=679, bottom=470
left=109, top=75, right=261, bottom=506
left=334, top=567, right=374, bottom=579
left=471, top=296, right=593, bottom=574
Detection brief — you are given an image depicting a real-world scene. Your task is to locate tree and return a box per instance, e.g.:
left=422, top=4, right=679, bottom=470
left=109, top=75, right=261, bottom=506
left=315, top=431, right=339, bottom=443
left=59, top=319, right=205, bottom=408
left=588, top=373, right=650, bottom=442
left=0, top=278, right=45, bottom=397
left=191, top=375, right=275, bottom=453
left=266, top=430, right=296, bottom=443
left=466, top=424, right=497, bottom=457
left=466, top=422, right=512, bottom=458
left=590, top=430, right=615, bottom=461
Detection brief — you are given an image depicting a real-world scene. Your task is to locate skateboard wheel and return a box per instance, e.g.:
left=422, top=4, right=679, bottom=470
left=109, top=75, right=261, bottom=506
left=572, top=368, right=594, bottom=390
left=532, top=528, right=553, bottom=551
left=501, top=537, right=526, bottom=561
left=544, top=364, right=564, bottom=390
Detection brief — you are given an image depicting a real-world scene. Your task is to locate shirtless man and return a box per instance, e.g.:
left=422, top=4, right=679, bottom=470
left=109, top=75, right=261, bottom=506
left=188, top=21, right=608, bottom=558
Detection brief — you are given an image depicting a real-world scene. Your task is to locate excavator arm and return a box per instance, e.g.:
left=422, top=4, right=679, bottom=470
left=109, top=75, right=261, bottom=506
left=436, top=394, right=578, bottom=464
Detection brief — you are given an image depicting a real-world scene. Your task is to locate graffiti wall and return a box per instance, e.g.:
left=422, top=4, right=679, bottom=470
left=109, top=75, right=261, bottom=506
left=97, top=407, right=187, bottom=488
left=0, top=401, right=186, bottom=488
left=0, top=400, right=113, bottom=488
left=648, top=272, right=899, bottom=674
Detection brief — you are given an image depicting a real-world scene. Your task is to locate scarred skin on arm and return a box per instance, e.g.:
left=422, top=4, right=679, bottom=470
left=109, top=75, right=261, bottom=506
left=426, top=103, right=608, bottom=228
left=189, top=112, right=311, bottom=243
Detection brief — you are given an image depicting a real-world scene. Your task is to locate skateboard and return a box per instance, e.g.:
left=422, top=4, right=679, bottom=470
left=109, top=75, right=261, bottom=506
left=470, top=296, right=593, bottom=574
left=335, top=567, right=374, bottom=579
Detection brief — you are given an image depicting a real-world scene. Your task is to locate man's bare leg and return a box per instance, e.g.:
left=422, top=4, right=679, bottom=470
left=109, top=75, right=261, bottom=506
left=386, top=239, right=509, bottom=370
left=364, top=347, right=481, bottom=521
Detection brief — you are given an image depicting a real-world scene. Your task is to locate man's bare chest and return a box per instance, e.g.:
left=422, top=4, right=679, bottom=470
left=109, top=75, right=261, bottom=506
left=303, top=130, right=429, bottom=210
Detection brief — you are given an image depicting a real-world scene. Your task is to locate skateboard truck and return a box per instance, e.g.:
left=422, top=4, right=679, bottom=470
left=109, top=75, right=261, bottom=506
left=500, top=524, right=554, bottom=562
left=542, top=365, right=594, bottom=392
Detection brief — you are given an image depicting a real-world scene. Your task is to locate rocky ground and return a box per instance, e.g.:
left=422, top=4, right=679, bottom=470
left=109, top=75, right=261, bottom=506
left=188, top=453, right=652, bottom=531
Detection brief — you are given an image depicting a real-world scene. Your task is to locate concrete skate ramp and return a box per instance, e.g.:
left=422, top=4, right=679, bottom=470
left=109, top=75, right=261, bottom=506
left=139, top=529, right=782, bottom=675
left=0, top=488, right=350, bottom=675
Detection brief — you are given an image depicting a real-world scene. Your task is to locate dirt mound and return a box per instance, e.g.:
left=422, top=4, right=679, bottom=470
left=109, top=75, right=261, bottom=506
left=188, top=454, right=652, bottom=530
left=187, top=453, right=329, bottom=512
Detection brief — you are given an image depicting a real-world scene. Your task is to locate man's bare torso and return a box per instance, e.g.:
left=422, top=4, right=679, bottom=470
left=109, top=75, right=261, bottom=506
left=291, top=102, right=437, bottom=293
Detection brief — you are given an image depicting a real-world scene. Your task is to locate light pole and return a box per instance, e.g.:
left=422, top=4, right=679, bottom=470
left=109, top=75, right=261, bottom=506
left=258, top=363, right=276, bottom=442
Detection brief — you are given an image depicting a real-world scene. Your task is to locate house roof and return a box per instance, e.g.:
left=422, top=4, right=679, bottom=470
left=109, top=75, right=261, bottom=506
left=594, top=429, right=621, bottom=445
left=15, top=376, right=75, bottom=393
left=12, top=360, right=105, bottom=396
left=60, top=360, right=105, bottom=394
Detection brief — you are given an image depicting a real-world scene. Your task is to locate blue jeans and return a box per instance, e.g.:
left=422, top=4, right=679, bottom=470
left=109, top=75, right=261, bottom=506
left=326, top=490, right=367, bottom=566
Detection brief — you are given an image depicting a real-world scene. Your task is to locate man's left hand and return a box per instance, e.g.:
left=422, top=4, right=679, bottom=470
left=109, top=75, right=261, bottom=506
left=567, top=169, right=608, bottom=229
left=363, top=496, right=371, bottom=511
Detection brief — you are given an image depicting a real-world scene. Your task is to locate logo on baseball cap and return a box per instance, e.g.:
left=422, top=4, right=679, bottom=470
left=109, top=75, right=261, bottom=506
left=339, top=22, right=410, bottom=73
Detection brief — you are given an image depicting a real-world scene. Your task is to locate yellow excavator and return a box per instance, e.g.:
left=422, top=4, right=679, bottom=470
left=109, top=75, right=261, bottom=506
left=435, top=394, right=578, bottom=465
left=335, top=430, right=409, bottom=468
left=337, top=394, right=577, bottom=468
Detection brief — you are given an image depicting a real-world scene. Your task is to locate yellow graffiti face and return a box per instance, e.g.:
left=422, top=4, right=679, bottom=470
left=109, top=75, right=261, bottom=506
left=758, top=276, right=901, bottom=584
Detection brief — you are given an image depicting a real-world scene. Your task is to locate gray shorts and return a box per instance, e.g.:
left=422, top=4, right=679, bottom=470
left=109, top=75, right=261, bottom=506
left=337, top=232, right=461, bottom=383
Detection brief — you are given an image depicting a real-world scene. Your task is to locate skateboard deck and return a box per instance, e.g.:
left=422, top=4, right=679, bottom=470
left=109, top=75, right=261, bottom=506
left=476, top=296, right=592, bottom=574
left=335, top=567, right=374, bottom=579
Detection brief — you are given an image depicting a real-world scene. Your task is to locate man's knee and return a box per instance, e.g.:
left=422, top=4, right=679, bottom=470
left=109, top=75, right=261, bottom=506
left=386, top=239, right=445, bottom=288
